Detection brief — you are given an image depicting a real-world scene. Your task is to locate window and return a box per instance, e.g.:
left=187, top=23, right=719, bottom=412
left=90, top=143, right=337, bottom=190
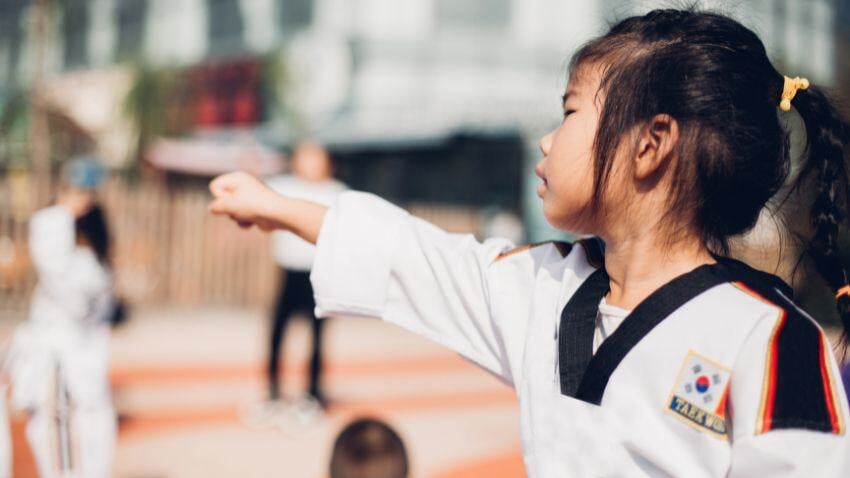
left=63, top=0, right=89, bottom=69
left=437, top=0, right=511, bottom=30
left=207, top=0, right=245, bottom=56
left=0, top=0, right=25, bottom=83
left=116, top=0, right=148, bottom=61
left=279, top=0, right=313, bottom=33
left=332, top=133, right=524, bottom=209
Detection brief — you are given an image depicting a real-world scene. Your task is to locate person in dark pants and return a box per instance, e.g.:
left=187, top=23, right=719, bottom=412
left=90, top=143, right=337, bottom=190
left=268, top=270, right=322, bottom=402
left=264, top=143, right=347, bottom=417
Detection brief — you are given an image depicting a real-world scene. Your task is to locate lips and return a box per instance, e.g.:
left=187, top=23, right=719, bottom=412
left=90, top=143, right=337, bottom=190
left=537, top=180, right=547, bottom=198
left=534, top=161, right=547, bottom=197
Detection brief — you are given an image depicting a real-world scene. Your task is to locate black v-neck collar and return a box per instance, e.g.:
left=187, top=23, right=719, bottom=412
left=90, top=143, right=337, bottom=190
left=558, top=267, right=610, bottom=397
left=557, top=257, right=789, bottom=405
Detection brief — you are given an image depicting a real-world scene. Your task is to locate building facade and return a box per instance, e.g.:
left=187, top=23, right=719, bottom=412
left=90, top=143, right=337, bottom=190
left=0, top=0, right=839, bottom=240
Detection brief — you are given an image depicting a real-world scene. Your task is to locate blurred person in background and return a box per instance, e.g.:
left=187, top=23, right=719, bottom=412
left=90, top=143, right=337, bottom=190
left=5, top=159, right=117, bottom=478
left=330, top=417, right=409, bottom=478
left=260, top=142, right=346, bottom=420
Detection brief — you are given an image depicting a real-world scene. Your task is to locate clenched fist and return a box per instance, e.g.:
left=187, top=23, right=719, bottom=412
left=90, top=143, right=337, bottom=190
left=208, top=171, right=328, bottom=243
left=208, top=171, right=283, bottom=231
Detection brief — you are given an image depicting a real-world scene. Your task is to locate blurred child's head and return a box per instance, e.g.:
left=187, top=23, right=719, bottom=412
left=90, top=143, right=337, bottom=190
left=292, top=142, right=334, bottom=182
left=330, top=418, right=409, bottom=478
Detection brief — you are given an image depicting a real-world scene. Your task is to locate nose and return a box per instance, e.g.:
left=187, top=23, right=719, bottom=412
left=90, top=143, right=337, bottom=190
left=536, top=131, right=555, bottom=179
left=539, top=130, right=554, bottom=157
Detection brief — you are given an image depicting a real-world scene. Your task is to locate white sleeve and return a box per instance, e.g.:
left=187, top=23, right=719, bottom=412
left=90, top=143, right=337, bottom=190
left=29, top=205, right=77, bottom=288
left=311, top=191, right=517, bottom=382
left=727, top=310, right=850, bottom=477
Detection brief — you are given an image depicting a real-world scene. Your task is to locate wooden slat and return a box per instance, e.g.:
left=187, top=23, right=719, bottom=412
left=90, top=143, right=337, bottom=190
left=0, top=176, right=480, bottom=314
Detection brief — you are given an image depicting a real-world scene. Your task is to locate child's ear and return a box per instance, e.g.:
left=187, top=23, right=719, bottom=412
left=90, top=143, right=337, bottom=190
left=635, top=114, right=679, bottom=179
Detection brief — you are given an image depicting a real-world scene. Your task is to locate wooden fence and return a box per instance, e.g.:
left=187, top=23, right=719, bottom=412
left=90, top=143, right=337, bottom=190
left=0, top=175, right=481, bottom=314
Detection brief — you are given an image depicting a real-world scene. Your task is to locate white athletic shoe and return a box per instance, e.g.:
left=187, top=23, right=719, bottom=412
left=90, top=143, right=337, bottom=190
left=238, top=398, right=288, bottom=429
left=289, top=395, right=325, bottom=426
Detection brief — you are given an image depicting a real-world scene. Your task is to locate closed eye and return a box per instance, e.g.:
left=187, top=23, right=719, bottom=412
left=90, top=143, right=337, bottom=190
left=563, top=109, right=576, bottom=118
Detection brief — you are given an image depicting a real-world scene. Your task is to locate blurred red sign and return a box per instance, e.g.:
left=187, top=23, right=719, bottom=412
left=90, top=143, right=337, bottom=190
left=189, top=60, right=262, bottom=127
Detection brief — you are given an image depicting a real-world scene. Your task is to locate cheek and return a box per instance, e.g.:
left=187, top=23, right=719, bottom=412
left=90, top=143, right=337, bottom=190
left=548, top=125, right=595, bottom=193
left=541, top=131, right=596, bottom=229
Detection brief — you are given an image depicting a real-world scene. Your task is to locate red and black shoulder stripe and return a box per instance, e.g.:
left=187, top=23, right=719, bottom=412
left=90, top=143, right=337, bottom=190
left=734, top=282, right=845, bottom=435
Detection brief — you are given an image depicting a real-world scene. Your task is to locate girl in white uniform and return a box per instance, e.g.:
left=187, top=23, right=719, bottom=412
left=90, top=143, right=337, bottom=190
left=208, top=9, right=850, bottom=477
left=7, top=190, right=116, bottom=478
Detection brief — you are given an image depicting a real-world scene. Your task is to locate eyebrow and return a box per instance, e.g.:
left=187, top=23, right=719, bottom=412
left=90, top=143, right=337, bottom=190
left=561, top=89, right=578, bottom=105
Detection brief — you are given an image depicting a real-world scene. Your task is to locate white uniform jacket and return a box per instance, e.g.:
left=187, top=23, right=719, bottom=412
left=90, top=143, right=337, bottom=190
left=7, top=205, right=114, bottom=410
left=311, top=191, right=850, bottom=477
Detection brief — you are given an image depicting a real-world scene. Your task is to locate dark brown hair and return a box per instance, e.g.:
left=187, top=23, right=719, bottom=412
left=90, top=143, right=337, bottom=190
left=330, top=418, right=409, bottom=478
left=570, top=8, right=850, bottom=339
left=75, top=203, right=111, bottom=267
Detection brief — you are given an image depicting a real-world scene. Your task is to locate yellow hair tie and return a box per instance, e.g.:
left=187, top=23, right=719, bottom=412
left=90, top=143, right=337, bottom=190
left=779, top=75, right=809, bottom=111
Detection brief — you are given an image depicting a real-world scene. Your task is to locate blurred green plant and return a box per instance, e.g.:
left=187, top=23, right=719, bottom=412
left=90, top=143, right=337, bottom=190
left=260, top=50, right=304, bottom=140
left=260, top=52, right=287, bottom=120
left=0, top=93, right=31, bottom=171
left=0, top=91, right=95, bottom=173
left=122, top=64, right=192, bottom=169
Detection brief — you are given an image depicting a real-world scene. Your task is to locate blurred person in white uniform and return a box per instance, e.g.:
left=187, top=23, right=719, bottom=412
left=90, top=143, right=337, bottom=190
left=264, top=142, right=346, bottom=413
left=7, top=179, right=117, bottom=477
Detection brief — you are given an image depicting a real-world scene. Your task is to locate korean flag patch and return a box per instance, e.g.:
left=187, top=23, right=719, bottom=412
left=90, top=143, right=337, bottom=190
left=665, top=350, right=731, bottom=438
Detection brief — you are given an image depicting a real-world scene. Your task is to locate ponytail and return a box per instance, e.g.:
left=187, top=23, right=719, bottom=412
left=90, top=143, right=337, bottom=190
left=791, top=85, right=850, bottom=347
left=75, top=204, right=112, bottom=267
